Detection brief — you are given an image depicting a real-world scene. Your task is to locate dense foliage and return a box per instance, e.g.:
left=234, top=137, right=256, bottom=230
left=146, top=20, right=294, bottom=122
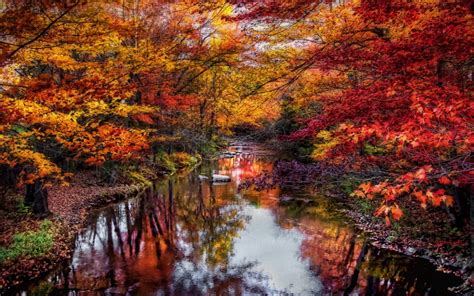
left=0, top=0, right=280, bottom=212
left=231, top=0, right=473, bottom=224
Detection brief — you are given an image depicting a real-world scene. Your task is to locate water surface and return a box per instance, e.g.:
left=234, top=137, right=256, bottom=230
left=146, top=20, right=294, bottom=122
left=25, top=143, right=462, bottom=295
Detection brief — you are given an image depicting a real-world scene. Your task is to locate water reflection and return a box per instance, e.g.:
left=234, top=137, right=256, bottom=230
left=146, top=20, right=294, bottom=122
left=25, top=143, right=461, bottom=295
left=231, top=206, right=322, bottom=294
left=67, top=178, right=253, bottom=294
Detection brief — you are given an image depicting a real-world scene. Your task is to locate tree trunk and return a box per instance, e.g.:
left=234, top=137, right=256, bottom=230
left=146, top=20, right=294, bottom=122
left=344, top=241, right=369, bottom=295
left=207, top=111, right=215, bottom=140
left=25, top=180, right=50, bottom=215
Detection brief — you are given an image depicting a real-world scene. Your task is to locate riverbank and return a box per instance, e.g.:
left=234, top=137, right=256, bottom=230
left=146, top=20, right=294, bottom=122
left=0, top=171, right=146, bottom=293
left=0, top=140, right=469, bottom=294
left=7, top=141, right=467, bottom=294
left=318, top=185, right=473, bottom=294
left=237, top=139, right=473, bottom=293
left=0, top=151, right=203, bottom=293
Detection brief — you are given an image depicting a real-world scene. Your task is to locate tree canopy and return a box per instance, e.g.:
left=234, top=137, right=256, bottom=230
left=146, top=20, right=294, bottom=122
left=0, top=0, right=472, bottom=224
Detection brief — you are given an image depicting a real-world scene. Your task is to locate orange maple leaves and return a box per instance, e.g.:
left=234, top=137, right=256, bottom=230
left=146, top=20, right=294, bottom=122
left=352, top=165, right=456, bottom=224
left=83, top=124, right=150, bottom=165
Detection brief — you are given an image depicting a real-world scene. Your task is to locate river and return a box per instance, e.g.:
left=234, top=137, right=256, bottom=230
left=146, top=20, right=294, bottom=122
left=24, top=142, right=462, bottom=295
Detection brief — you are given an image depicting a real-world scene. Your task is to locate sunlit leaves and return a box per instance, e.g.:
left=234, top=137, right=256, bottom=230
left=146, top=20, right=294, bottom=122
left=234, top=0, right=474, bottom=224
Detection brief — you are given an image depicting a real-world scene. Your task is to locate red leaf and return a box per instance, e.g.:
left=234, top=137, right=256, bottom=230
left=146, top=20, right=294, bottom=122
left=438, top=176, right=451, bottom=185
left=391, top=206, right=403, bottom=220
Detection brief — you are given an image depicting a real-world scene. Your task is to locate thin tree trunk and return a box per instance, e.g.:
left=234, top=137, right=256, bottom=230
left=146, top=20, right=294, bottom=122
left=25, top=180, right=50, bottom=215
left=344, top=241, right=369, bottom=295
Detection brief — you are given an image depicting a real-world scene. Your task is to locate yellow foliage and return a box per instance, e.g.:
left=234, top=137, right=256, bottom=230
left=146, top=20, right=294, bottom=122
left=311, top=130, right=339, bottom=161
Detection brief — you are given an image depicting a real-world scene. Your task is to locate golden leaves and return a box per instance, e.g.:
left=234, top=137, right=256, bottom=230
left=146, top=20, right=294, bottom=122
left=311, top=130, right=339, bottom=161
left=0, top=136, right=63, bottom=186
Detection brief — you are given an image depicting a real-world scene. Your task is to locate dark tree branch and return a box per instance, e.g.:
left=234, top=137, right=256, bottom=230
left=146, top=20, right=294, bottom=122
left=6, top=1, right=80, bottom=60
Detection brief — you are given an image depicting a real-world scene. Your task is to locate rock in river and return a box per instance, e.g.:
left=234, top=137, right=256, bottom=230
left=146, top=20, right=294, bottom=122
left=212, top=174, right=231, bottom=182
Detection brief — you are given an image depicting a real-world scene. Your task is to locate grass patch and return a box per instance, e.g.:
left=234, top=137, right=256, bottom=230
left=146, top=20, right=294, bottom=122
left=0, top=220, right=54, bottom=263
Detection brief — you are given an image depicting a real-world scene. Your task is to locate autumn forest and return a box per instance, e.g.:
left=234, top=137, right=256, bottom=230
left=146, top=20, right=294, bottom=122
left=0, top=0, right=473, bottom=294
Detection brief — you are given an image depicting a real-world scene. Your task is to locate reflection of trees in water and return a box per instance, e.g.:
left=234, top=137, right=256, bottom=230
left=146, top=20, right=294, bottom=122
left=173, top=173, right=248, bottom=269
left=298, top=213, right=460, bottom=295
left=297, top=214, right=362, bottom=294
left=171, top=260, right=275, bottom=295
left=28, top=146, right=461, bottom=295
left=354, top=248, right=461, bottom=296
left=49, top=173, right=265, bottom=294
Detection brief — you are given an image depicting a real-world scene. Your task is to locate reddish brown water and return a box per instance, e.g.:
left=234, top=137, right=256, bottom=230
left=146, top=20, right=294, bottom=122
left=24, top=143, right=462, bottom=295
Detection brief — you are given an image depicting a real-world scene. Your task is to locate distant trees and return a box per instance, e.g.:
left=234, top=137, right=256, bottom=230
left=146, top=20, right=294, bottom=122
left=0, top=0, right=276, bottom=213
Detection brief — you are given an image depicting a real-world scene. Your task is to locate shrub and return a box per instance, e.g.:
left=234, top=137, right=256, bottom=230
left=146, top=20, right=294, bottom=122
left=170, top=152, right=200, bottom=169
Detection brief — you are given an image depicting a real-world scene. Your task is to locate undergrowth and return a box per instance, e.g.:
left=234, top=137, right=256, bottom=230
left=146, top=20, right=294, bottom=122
left=0, top=220, right=54, bottom=263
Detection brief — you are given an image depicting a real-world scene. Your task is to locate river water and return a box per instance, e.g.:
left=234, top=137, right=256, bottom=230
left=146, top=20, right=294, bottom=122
left=24, top=143, right=461, bottom=295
